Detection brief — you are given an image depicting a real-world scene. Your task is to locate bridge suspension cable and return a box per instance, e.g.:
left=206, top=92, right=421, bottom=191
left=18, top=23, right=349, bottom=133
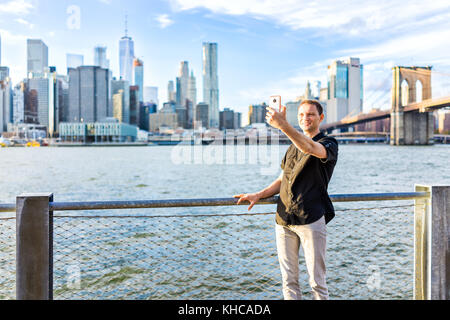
left=364, top=73, right=392, bottom=111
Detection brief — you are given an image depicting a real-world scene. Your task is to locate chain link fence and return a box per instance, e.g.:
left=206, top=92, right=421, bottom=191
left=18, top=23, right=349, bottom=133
left=49, top=203, right=417, bottom=300
left=0, top=214, right=15, bottom=300
left=0, top=202, right=418, bottom=300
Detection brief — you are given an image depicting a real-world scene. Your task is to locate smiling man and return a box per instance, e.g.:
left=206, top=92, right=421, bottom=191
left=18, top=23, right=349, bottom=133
left=234, top=100, right=338, bottom=300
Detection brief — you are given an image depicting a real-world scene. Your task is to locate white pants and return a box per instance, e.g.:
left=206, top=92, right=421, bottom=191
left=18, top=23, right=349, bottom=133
left=275, top=215, right=329, bottom=300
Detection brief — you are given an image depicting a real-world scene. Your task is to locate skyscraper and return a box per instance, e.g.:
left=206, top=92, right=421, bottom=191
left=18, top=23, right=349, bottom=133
left=186, top=71, right=197, bottom=129
left=26, top=74, right=55, bottom=135
left=133, top=58, right=144, bottom=102
left=129, top=85, right=140, bottom=126
left=119, top=22, right=135, bottom=83
left=167, top=80, right=175, bottom=102
left=304, top=81, right=312, bottom=100
left=144, top=86, right=158, bottom=105
left=0, top=75, right=12, bottom=132
left=194, top=102, right=209, bottom=129
left=175, top=61, right=189, bottom=107
left=56, top=75, right=69, bottom=124
left=24, top=82, right=38, bottom=124
left=94, top=46, right=109, bottom=69
left=312, top=81, right=321, bottom=99
left=220, top=108, right=235, bottom=130
left=0, top=66, right=9, bottom=81
left=66, top=54, right=84, bottom=69
left=27, top=39, right=48, bottom=76
left=188, top=71, right=197, bottom=108
left=68, top=66, right=110, bottom=123
left=13, top=82, right=25, bottom=124
left=248, top=103, right=267, bottom=125
left=326, top=57, right=363, bottom=123
left=176, top=77, right=181, bottom=107
left=202, top=42, right=219, bottom=128
left=111, top=79, right=130, bottom=123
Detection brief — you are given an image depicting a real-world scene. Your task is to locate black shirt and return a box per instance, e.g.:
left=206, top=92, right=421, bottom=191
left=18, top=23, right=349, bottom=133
left=276, top=132, right=338, bottom=226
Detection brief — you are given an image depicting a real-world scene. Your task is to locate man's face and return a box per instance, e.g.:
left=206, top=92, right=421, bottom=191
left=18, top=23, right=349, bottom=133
left=298, top=103, right=324, bottom=133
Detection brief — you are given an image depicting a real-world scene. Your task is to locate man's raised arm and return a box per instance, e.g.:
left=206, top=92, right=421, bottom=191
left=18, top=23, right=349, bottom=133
left=266, top=106, right=327, bottom=160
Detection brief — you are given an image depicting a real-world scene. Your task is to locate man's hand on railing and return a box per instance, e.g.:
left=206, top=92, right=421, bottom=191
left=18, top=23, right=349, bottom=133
left=233, top=193, right=261, bottom=211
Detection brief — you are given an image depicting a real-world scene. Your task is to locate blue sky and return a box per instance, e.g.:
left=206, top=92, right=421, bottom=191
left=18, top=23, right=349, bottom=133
left=1, top=0, right=450, bottom=117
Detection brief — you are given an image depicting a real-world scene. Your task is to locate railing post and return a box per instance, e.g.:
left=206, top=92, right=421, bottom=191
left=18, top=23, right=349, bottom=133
left=16, top=193, right=53, bottom=300
left=414, top=185, right=450, bottom=300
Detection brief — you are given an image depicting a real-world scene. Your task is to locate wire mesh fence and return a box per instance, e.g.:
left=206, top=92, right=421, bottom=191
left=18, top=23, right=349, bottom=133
left=48, top=202, right=417, bottom=300
left=0, top=202, right=419, bottom=300
left=0, top=214, right=15, bottom=300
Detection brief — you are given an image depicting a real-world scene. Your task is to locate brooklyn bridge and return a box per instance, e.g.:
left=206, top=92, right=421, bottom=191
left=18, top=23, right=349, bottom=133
left=320, top=66, right=450, bottom=145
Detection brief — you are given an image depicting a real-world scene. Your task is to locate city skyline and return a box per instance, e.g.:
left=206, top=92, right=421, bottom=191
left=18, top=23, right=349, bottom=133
left=1, top=0, right=450, bottom=116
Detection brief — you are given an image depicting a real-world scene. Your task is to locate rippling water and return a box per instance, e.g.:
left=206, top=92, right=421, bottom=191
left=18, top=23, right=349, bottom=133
left=0, top=144, right=449, bottom=300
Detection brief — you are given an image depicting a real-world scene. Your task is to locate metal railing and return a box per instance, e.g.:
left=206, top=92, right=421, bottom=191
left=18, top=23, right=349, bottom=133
left=0, top=192, right=431, bottom=213
left=0, top=185, right=449, bottom=300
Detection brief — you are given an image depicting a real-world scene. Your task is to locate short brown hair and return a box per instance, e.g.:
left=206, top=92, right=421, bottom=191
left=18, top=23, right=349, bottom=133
left=299, top=100, right=323, bottom=116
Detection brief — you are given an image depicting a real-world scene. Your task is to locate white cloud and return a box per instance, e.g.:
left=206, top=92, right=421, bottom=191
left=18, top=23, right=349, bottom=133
left=171, top=0, right=450, bottom=111
left=0, top=0, right=34, bottom=15
left=0, top=29, right=28, bottom=83
left=0, top=28, right=28, bottom=44
left=155, top=14, right=174, bottom=29
left=170, top=0, right=450, bottom=37
left=15, top=18, right=34, bottom=29
left=341, top=27, right=450, bottom=64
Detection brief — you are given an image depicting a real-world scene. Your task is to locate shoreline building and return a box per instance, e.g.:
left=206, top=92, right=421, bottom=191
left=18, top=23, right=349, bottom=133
left=129, top=85, right=140, bottom=127
left=167, top=80, right=175, bottom=102
left=194, top=102, right=209, bottom=130
left=66, top=54, right=84, bottom=69
left=25, top=67, right=66, bottom=137
left=119, top=24, right=135, bottom=83
left=188, top=71, right=197, bottom=107
left=139, top=102, right=157, bottom=131
left=326, top=57, right=363, bottom=124
left=134, top=58, right=144, bottom=102
left=220, top=107, right=241, bottom=130
left=202, top=42, right=219, bottom=128
left=248, top=103, right=267, bottom=125
left=27, top=74, right=52, bottom=135
left=0, top=70, right=12, bottom=132
left=187, top=71, right=197, bottom=128
left=144, top=86, right=158, bottom=106
left=59, top=120, right=137, bottom=143
left=13, top=82, right=25, bottom=125
left=68, top=66, right=110, bottom=124
left=177, top=61, right=189, bottom=107
left=27, top=39, right=48, bottom=77
left=111, top=79, right=130, bottom=124
left=149, top=112, right=178, bottom=132
left=94, top=46, right=109, bottom=69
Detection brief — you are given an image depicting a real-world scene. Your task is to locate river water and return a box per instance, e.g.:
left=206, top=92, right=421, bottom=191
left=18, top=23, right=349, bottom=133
left=0, top=144, right=449, bottom=300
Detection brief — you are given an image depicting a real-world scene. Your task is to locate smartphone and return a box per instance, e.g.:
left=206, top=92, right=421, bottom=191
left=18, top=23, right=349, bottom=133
left=269, top=95, right=281, bottom=112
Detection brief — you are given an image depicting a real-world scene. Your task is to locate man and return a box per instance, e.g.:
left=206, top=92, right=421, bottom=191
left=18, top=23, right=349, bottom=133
left=234, top=100, right=338, bottom=300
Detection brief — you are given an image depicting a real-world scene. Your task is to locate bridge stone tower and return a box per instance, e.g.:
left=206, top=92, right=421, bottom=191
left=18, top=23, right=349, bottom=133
left=391, top=66, right=434, bottom=145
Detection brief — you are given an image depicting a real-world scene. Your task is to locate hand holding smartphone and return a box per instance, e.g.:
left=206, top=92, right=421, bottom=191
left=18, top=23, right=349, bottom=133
left=269, top=95, right=281, bottom=112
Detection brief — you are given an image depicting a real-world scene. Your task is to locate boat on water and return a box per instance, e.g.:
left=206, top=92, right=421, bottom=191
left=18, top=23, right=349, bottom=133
left=26, top=141, right=41, bottom=147
left=148, top=136, right=216, bottom=146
